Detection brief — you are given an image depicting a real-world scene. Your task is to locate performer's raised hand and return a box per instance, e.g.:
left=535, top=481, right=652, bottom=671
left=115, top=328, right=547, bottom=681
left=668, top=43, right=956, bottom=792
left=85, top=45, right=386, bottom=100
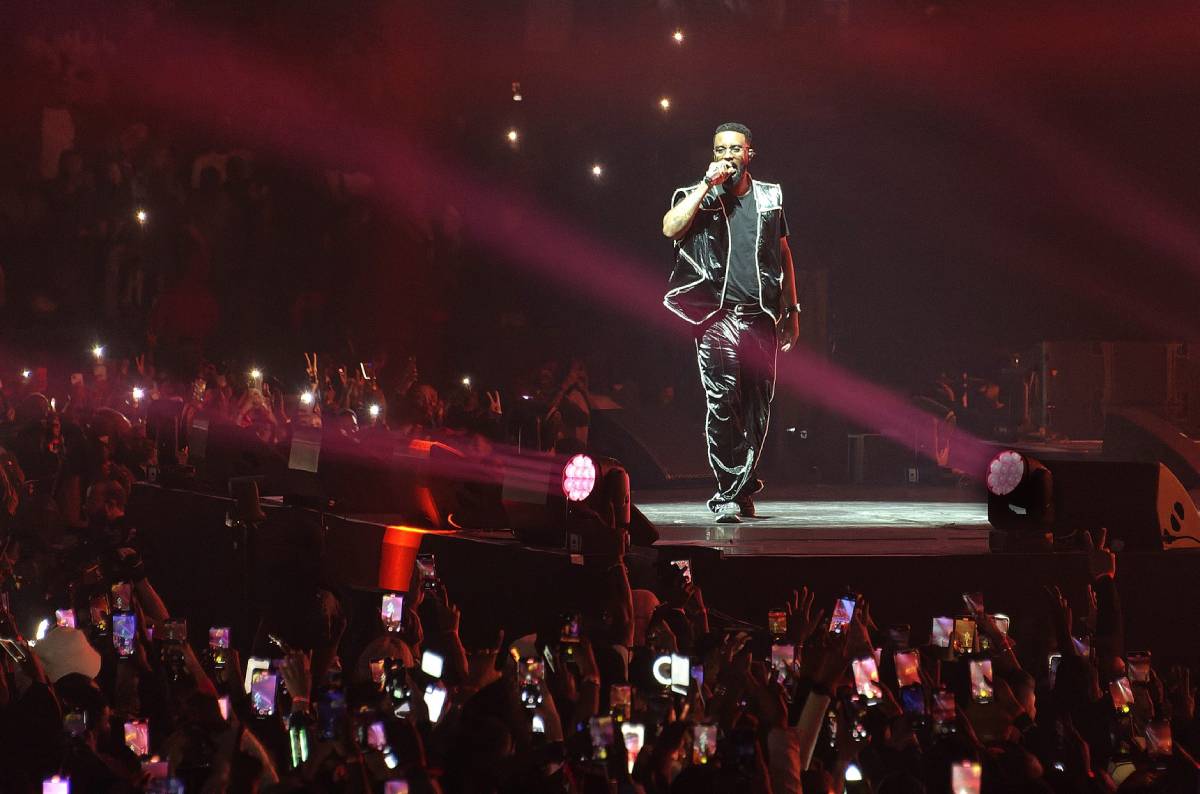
left=704, top=160, right=735, bottom=187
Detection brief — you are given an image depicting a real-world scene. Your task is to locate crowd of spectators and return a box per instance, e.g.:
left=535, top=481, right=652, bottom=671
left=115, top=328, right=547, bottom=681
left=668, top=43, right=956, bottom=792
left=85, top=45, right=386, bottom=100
left=0, top=11, right=1196, bottom=794
left=0, top=346, right=1196, bottom=794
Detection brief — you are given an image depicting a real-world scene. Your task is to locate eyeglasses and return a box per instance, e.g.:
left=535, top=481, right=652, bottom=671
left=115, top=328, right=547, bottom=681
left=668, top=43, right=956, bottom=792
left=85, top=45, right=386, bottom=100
left=713, top=145, right=746, bottom=156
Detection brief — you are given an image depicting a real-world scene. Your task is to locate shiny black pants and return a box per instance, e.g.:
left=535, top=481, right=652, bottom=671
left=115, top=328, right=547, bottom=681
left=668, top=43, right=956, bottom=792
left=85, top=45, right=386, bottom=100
left=695, top=309, right=777, bottom=511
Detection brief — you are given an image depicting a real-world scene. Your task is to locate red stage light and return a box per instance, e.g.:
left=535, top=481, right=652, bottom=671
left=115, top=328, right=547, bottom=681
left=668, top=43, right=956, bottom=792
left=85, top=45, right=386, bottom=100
left=562, top=454, right=597, bottom=501
left=986, top=450, right=1025, bottom=496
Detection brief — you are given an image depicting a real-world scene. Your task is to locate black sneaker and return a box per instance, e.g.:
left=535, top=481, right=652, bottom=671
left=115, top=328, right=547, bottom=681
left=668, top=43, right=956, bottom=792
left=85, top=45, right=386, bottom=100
left=739, top=478, right=765, bottom=498
left=715, top=502, right=742, bottom=524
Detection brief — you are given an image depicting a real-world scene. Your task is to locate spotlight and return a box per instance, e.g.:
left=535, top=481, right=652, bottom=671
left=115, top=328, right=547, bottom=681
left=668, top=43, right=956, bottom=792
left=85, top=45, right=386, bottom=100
left=672, top=29, right=684, bottom=43
left=590, top=163, right=604, bottom=178
left=985, top=449, right=1054, bottom=537
left=132, top=387, right=145, bottom=402
left=506, top=128, right=520, bottom=145
left=461, top=376, right=471, bottom=387
left=986, top=450, right=1025, bottom=496
left=135, top=208, right=148, bottom=225
left=659, top=97, right=671, bottom=111
left=92, top=344, right=105, bottom=359
left=300, top=391, right=315, bottom=406
left=369, top=404, right=381, bottom=419
left=562, top=454, right=597, bottom=502
left=506, top=452, right=656, bottom=550
left=511, top=81, right=523, bottom=102
left=20, top=369, right=30, bottom=380
left=249, top=368, right=262, bottom=382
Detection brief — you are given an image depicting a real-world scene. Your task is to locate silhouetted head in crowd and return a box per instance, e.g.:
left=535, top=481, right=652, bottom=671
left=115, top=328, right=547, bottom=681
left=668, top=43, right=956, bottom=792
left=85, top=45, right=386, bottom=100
left=86, top=479, right=126, bottom=525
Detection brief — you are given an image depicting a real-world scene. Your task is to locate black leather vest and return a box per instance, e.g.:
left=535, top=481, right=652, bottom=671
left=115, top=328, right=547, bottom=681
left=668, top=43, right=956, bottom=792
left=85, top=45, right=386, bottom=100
left=663, top=179, right=786, bottom=325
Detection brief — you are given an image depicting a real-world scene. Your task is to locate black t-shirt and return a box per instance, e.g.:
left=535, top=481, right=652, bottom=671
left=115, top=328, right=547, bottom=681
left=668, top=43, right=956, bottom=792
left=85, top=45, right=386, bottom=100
left=721, top=184, right=788, bottom=306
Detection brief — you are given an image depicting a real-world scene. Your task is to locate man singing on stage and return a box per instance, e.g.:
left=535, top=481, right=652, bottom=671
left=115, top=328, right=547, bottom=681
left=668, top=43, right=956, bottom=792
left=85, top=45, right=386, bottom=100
left=662, top=123, right=800, bottom=523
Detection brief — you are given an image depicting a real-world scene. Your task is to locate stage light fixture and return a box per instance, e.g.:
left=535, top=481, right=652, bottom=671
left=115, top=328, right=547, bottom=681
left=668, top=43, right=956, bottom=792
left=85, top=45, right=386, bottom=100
left=92, top=344, right=105, bottom=359
left=673, top=29, right=684, bottom=43
left=249, top=368, right=263, bottom=382
left=986, top=449, right=1054, bottom=539
left=562, top=454, right=597, bottom=501
left=506, top=128, right=520, bottom=145
left=132, top=387, right=145, bottom=402
left=300, top=391, right=315, bottom=406
left=369, top=404, right=381, bottom=419
left=591, top=164, right=604, bottom=178
left=986, top=450, right=1025, bottom=496
left=135, top=208, right=148, bottom=225
left=504, top=451, right=655, bottom=550
left=659, top=97, right=671, bottom=111
left=461, top=376, right=471, bottom=387
left=20, top=369, right=30, bottom=380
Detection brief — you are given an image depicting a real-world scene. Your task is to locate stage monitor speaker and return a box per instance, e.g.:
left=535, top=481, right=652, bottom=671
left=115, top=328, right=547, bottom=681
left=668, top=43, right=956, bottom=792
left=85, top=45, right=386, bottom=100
left=1104, top=406, right=1200, bottom=491
left=589, top=408, right=709, bottom=488
left=194, top=421, right=288, bottom=493
left=1040, top=460, right=1200, bottom=551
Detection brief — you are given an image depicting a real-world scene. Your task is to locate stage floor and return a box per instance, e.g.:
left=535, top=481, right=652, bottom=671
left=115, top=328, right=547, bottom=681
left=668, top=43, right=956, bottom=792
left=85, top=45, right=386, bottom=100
left=638, top=485, right=992, bottom=557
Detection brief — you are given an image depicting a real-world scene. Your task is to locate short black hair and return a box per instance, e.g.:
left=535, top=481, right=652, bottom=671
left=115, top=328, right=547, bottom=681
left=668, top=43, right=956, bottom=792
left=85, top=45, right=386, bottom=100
left=714, top=122, right=752, bottom=146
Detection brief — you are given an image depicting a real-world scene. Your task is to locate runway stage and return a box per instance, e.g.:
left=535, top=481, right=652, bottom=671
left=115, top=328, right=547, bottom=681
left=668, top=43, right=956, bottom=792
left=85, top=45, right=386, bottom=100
left=639, top=485, right=993, bottom=557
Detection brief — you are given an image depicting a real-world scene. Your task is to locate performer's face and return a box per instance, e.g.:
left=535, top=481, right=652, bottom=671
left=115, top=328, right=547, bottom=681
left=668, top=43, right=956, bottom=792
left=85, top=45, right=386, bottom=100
left=712, top=131, right=751, bottom=181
